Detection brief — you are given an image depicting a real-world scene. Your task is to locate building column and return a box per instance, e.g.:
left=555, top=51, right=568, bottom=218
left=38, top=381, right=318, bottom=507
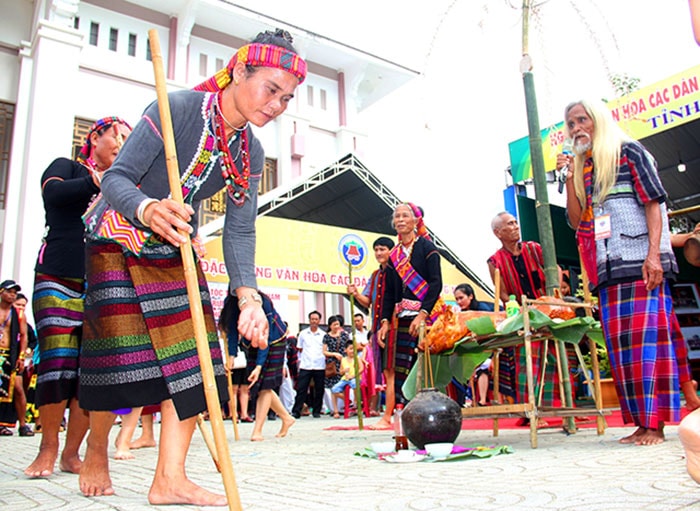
left=0, top=19, right=83, bottom=291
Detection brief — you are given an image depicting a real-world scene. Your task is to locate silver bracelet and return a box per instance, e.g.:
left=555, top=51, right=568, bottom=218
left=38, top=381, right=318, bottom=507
left=238, top=291, right=262, bottom=309
left=136, top=198, right=159, bottom=227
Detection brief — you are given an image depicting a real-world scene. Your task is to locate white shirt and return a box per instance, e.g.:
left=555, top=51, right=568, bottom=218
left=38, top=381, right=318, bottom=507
left=297, top=327, right=326, bottom=370
left=354, top=328, right=369, bottom=346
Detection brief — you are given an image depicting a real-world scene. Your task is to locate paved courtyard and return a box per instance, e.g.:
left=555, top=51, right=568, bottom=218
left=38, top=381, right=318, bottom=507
left=1, top=414, right=699, bottom=511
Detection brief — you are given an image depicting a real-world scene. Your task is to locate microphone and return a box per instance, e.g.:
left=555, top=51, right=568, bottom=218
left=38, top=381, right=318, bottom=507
left=558, top=138, right=574, bottom=194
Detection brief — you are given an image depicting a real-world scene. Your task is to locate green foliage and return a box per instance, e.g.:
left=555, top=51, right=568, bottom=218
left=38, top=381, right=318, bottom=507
left=609, top=72, right=641, bottom=97
left=582, top=347, right=611, bottom=378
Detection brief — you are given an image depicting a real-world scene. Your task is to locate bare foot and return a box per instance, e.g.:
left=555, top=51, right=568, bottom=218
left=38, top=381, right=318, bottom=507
left=79, top=444, right=114, bottom=497
left=276, top=416, right=295, bottom=438
left=619, top=427, right=645, bottom=444
left=114, top=431, right=133, bottom=460
left=59, top=452, right=82, bottom=474
left=367, top=419, right=392, bottom=430
left=250, top=435, right=264, bottom=442
left=129, top=437, right=156, bottom=449
left=148, top=476, right=227, bottom=506
left=114, top=449, right=135, bottom=460
left=24, top=444, right=59, bottom=478
left=635, top=422, right=665, bottom=446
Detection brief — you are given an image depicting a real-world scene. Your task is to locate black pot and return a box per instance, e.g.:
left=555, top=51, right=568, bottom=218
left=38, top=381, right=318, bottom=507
left=402, top=388, right=462, bottom=449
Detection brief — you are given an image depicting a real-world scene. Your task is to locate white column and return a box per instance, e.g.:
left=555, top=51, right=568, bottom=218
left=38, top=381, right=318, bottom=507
left=1, top=41, right=34, bottom=282
left=174, top=0, right=197, bottom=84
left=1, top=20, right=83, bottom=292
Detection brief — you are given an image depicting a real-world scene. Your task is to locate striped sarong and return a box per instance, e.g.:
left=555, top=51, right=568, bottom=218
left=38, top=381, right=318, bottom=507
left=32, top=273, right=85, bottom=406
left=79, top=239, right=227, bottom=420
left=496, top=347, right=517, bottom=400
left=247, top=339, right=286, bottom=391
left=370, top=332, right=384, bottom=388
left=515, top=341, right=563, bottom=406
left=394, top=316, right=417, bottom=403
left=599, top=280, right=680, bottom=428
left=670, top=311, right=692, bottom=385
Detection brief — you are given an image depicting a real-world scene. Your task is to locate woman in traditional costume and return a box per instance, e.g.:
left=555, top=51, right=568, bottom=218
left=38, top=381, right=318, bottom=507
left=24, top=117, right=132, bottom=478
left=76, top=29, right=306, bottom=505
left=221, top=292, right=295, bottom=441
left=374, top=203, right=442, bottom=428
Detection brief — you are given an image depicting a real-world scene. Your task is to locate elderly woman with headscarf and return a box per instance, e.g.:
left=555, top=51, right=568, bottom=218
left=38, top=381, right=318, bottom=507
left=371, top=203, right=442, bottom=429
left=24, top=116, right=132, bottom=478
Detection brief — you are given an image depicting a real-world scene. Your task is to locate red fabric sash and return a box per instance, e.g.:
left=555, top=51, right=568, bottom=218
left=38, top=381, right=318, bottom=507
left=576, top=154, right=598, bottom=287
left=490, top=242, right=545, bottom=302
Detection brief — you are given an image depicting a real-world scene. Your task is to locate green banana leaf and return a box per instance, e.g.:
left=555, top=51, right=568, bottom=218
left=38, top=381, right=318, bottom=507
left=402, top=351, right=489, bottom=400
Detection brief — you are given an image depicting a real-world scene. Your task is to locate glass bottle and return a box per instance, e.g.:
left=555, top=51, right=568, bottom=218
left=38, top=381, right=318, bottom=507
left=393, top=403, right=409, bottom=451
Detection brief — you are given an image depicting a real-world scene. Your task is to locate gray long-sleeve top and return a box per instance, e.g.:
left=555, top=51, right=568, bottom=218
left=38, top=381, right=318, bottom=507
left=100, top=90, right=262, bottom=290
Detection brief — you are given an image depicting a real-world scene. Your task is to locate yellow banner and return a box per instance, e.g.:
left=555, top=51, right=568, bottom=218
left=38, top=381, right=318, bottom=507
left=607, top=64, right=700, bottom=139
left=508, top=65, right=700, bottom=182
left=201, top=216, right=489, bottom=301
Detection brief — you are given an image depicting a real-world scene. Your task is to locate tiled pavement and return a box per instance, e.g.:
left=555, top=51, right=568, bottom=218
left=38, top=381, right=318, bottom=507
left=1, top=414, right=699, bottom=511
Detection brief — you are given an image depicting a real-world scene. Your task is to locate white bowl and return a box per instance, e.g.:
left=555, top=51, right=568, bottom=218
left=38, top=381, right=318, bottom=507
left=393, top=449, right=415, bottom=461
left=371, top=441, right=395, bottom=454
left=424, top=442, right=453, bottom=458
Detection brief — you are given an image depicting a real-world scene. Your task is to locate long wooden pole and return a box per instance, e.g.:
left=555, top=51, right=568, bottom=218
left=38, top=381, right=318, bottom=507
left=148, top=29, right=241, bottom=510
left=222, top=338, right=240, bottom=441
left=492, top=269, right=501, bottom=437
left=579, top=258, right=606, bottom=435
left=348, top=262, right=364, bottom=430
left=197, top=414, right=221, bottom=472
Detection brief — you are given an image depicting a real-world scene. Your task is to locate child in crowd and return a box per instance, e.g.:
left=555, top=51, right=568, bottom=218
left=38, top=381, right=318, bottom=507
left=330, top=340, right=365, bottom=418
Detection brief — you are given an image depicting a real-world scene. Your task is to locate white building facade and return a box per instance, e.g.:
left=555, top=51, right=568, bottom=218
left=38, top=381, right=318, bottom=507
left=0, top=0, right=417, bottom=295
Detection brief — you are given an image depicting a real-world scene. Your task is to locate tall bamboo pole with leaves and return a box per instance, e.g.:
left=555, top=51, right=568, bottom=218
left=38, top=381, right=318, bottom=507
left=520, top=1, right=574, bottom=422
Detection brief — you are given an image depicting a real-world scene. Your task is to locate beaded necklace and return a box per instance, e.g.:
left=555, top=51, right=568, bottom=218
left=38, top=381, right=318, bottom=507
left=214, top=90, right=250, bottom=207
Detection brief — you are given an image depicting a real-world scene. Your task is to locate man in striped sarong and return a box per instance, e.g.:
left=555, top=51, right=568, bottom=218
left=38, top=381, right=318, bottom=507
left=487, top=213, right=564, bottom=416
left=560, top=99, right=681, bottom=445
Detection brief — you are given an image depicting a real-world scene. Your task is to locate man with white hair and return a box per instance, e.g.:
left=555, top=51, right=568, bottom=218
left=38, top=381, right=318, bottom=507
left=559, top=99, right=681, bottom=446
left=487, top=214, right=553, bottom=416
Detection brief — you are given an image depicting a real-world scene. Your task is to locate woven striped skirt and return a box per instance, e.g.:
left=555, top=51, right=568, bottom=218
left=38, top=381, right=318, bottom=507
left=599, top=280, right=680, bottom=428
left=247, top=339, right=286, bottom=391
left=394, top=316, right=418, bottom=402
left=369, top=333, right=384, bottom=389
left=79, top=239, right=227, bottom=420
left=32, top=273, right=85, bottom=406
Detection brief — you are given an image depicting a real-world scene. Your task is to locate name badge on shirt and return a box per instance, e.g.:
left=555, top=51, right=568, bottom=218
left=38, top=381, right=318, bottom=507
left=594, top=214, right=611, bottom=240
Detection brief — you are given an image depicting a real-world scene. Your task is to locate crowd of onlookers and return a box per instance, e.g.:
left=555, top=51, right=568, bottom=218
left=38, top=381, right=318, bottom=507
left=225, top=310, right=377, bottom=424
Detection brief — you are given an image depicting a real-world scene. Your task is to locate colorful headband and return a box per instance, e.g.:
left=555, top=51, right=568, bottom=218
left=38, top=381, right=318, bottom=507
left=405, top=202, right=430, bottom=240
left=77, top=116, right=132, bottom=163
left=194, top=43, right=307, bottom=92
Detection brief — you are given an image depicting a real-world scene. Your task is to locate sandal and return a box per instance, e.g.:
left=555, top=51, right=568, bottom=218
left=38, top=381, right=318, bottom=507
left=0, top=426, right=12, bottom=436
left=19, top=425, right=35, bottom=437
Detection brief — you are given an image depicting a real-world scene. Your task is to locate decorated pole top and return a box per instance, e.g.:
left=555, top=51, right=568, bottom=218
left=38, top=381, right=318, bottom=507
left=338, top=233, right=368, bottom=270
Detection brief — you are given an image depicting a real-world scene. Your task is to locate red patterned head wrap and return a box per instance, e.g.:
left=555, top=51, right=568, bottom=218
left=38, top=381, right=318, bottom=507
left=194, top=43, right=307, bottom=92
left=76, top=116, right=132, bottom=164
left=403, top=202, right=430, bottom=241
